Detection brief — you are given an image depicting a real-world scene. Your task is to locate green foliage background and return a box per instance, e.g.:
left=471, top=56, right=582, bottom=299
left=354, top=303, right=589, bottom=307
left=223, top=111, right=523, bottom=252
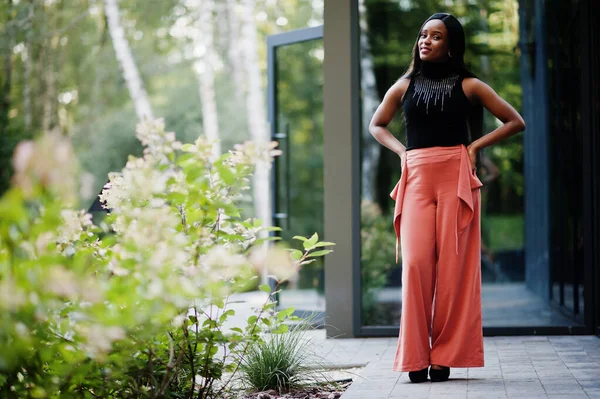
left=0, top=0, right=322, bottom=206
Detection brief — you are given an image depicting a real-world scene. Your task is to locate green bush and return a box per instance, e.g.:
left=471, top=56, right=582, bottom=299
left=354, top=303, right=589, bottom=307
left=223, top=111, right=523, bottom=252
left=238, top=320, right=311, bottom=393
left=237, top=314, right=334, bottom=395
left=360, top=199, right=398, bottom=325
left=0, top=119, right=334, bottom=398
left=484, top=213, right=524, bottom=251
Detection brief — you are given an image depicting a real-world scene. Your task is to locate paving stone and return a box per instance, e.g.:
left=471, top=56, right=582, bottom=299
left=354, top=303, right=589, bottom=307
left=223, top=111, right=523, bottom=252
left=585, top=388, right=600, bottom=398
left=541, top=383, right=587, bottom=394
left=337, top=335, right=600, bottom=399
left=579, top=380, right=600, bottom=389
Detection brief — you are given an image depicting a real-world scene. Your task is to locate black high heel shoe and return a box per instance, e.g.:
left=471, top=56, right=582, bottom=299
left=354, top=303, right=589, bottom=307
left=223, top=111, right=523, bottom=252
left=408, top=367, right=429, bottom=383
left=429, top=366, right=450, bottom=382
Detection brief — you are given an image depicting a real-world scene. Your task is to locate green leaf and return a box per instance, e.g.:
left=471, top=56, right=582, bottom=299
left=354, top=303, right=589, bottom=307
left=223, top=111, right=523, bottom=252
left=247, top=315, right=258, bottom=324
left=292, top=235, right=308, bottom=241
left=303, top=232, right=319, bottom=249
left=215, top=164, right=236, bottom=185
left=181, top=143, right=197, bottom=152
left=176, top=153, right=194, bottom=164
left=307, top=249, right=333, bottom=257
left=214, top=298, right=225, bottom=309
left=168, top=192, right=188, bottom=205
left=314, top=241, right=336, bottom=248
left=186, top=168, right=204, bottom=183
left=289, top=249, right=303, bottom=261
left=259, top=284, right=271, bottom=294
left=271, top=324, right=289, bottom=334
left=277, top=307, right=295, bottom=321
left=216, top=153, right=231, bottom=163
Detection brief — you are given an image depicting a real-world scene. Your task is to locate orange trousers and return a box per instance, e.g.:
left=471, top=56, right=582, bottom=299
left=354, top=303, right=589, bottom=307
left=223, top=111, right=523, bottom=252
left=390, top=145, right=485, bottom=372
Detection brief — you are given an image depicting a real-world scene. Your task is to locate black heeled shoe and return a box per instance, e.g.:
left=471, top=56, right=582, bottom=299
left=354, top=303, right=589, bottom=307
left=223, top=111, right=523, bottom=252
left=408, top=367, right=429, bottom=383
left=429, top=366, right=450, bottom=382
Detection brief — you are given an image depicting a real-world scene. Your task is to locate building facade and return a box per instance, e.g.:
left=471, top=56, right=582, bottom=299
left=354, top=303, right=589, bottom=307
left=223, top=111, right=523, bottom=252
left=268, top=0, right=600, bottom=338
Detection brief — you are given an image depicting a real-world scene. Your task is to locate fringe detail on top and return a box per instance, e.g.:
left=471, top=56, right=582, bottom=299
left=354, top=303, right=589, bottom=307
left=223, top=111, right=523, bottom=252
left=413, top=74, right=460, bottom=114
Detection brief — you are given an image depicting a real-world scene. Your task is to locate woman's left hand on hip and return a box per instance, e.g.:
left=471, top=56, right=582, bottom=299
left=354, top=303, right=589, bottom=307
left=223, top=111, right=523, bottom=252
left=466, top=144, right=478, bottom=171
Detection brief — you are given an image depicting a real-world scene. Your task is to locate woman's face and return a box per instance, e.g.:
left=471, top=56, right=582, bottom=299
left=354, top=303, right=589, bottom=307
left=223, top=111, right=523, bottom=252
left=418, top=19, right=450, bottom=62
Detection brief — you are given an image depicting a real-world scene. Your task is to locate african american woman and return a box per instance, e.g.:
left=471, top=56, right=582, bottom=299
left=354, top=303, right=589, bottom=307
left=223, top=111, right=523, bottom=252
left=368, top=13, right=525, bottom=383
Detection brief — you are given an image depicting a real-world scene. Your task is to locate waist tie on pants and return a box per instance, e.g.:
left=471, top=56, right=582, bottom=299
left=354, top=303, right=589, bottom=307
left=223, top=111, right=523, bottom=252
left=389, top=144, right=483, bottom=263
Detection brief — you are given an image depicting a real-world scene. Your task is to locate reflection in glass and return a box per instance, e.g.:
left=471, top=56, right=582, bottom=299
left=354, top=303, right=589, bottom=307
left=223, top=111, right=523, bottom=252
left=273, top=39, right=325, bottom=315
left=547, top=0, right=585, bottom=321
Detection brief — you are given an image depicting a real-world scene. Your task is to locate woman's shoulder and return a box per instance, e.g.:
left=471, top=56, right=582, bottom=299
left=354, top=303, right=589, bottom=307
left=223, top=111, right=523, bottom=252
left=395, top=75, right=412, bottom=87
left=398, top=76, right=412, bottom=103
left=385, top=76, right=412, bottom=104
left=462, top=77, right=494, bottom=93
left=461, top=77, right=488, bottom=104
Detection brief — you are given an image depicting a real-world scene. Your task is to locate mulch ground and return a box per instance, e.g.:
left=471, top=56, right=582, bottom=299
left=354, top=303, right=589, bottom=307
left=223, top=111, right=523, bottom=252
left=240, top=380, right=352, bottom=399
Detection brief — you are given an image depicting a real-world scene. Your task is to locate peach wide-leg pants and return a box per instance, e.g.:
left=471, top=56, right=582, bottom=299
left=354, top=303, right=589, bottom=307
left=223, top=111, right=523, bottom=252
left=390, top=144, right=485, bottom=372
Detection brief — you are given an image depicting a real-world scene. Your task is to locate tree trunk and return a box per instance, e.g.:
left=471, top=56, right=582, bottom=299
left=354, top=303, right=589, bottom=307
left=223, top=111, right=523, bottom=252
left=104, top=0, right=153, bottom=121
left=0, top=0, right=14, bottom=136
left=23, top=2, right=33, bottom=131
left=359, top=0, right=381, bottom=202
left=194, top=0, right=220, bottom=159
left=239, top=0, right=272, bottom=284
left=225, top=0, right=245, bottom=100
left=23, top=46, right=32, bottom=130
left=0, top=46, right=12, bottom=136
left=41, top=41, right=57, bottom=133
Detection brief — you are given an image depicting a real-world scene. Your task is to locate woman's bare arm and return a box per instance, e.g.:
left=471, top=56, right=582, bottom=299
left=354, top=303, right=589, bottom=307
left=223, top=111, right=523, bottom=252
left=368, top=78, right=411, bottom=158
left=463, top=78, right=526, bottom=167
left=480, top=154, right=501, bottom=184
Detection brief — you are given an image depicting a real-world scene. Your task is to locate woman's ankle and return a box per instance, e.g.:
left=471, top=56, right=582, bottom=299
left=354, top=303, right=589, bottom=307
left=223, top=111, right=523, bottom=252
left=430, top=364, right=449, bottom=370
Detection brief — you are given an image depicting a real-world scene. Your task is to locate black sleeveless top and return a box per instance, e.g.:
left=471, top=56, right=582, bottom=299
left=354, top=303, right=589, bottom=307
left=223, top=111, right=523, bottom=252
left=402, top=61, right=472, bottom=151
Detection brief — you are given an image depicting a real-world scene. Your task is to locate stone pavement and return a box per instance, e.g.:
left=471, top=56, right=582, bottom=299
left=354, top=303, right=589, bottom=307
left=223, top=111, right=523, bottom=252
left=305, top=334, right=600, bottom=399
left=205, top=291, right=600, bottom=398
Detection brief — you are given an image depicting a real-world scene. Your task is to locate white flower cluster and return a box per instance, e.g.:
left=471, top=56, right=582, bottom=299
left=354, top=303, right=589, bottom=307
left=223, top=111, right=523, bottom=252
left=99, top=158, right=174, bottom=211
left=45, top=265, right=102, bottom=303
left=11, top=132, right=78, bottom=204
left=57, top=209, right=93, bottom=245
left=181, top=135, right=217, bottom=162
left=135, top=118, right=182, bottom=160
left=229, top=140, right=282, bottom=167
left=76, top=324, right=126, bottom=359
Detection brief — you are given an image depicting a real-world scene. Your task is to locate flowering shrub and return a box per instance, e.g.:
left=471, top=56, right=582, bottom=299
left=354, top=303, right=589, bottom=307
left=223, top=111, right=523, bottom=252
left=0, top=119, right=334, bottom=398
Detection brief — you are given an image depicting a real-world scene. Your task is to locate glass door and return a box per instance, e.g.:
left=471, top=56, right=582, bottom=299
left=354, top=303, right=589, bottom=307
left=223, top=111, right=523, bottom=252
left=267, top=27, right=324, bottom=323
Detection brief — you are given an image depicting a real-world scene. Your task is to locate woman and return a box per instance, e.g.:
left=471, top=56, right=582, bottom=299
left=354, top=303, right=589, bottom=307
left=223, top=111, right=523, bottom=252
left=368, top=13, right=525, bottom=383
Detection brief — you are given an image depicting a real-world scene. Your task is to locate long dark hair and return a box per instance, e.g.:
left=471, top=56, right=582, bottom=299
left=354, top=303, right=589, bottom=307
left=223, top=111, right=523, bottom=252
left=404, top=13, right=484, bottom=153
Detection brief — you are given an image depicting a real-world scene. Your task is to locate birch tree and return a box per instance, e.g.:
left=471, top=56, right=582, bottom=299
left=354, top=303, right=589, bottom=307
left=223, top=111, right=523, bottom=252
left=359, top=0, right=381, bottom=202
left=193, top=0, right=220, bottom=159
left=224, top=0, right=245, bottom=100
left=23, top=2, right=34, bottom=131
left=239, top=0, right=272, bottom=284
left=104, top=0, right=153, bottom=121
